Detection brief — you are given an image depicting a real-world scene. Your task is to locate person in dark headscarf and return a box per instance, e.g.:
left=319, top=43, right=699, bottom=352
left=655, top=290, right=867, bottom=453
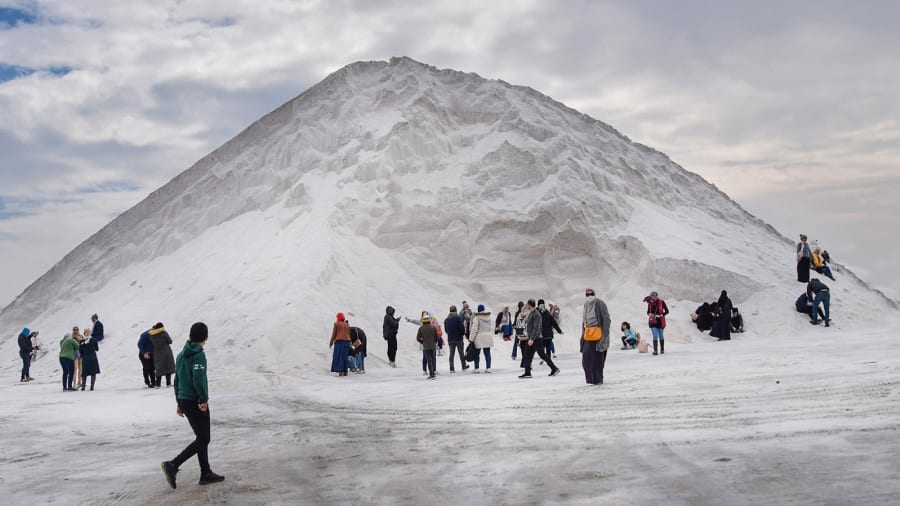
left=710, top=290, right=733, bottom=341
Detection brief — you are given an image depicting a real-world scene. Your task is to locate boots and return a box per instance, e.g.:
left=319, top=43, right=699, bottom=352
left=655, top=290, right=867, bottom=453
left=653, top=341, right=658, bottom=355
left=660, top=340, right=665, bottom=354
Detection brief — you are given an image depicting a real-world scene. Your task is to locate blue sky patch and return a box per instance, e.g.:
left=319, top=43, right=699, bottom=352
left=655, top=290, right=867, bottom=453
left=0, top=6, right=37, bottom=28
left=0, top=63, right=72, bottom=83
left=0, top=196, right=40, bottom=220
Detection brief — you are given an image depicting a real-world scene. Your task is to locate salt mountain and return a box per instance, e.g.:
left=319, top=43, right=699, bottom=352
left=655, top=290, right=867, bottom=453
left=1, top=57, right=893, bottom=375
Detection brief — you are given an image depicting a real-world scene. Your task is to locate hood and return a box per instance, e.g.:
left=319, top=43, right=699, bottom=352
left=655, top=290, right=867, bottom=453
left=181, top=340, right=204, bottom=359
left=386, top=306, right=395, bottom=316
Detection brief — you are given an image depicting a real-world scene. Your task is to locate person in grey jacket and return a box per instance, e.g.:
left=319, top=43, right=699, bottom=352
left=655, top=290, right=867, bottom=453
left=519, top=299, right=559, bottom=378
left=581, top=288, right=611, bottom=385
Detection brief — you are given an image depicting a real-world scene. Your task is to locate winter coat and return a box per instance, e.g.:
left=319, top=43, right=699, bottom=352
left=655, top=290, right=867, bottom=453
left=349, top=327, right=368, bottom=357
left=710, top=292, right=733, bottom=340
left=647, top=298, right=669, bottom=328
left=469, top=312, right=494, bottom=349
left=525, top=309, right=542, bottom=341
left=539, top=307, right=562, bottom=339
left=807, top=279, right=829, bottom=296
left=383, top=306, right=400, bottom=340
left=416, top=322, right=439, bottom=350
left=330, top=320, right=351, bottom=345
left=622, top=327, right=638, bottom=344
left=174, top=340, right=208, bottom=403
left=583, top=297, right=611, bottom=353
left=59, top=334, right=79, bottom=360
left=444, top=312, right=466, bottom=343
left=79, top=338, right=101, bottom=376
left=18, top=331, right=33, bottom=354
left=92, top=320, right=104, bottom=342
left=149, top=328, right=176, bottom=376
left=137, top=330, right=154, bottom=355
left=795, top=293, right=812, bottom=313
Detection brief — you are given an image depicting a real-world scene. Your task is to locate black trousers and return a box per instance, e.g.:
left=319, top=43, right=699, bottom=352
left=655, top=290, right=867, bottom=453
left=797, top=257, right=811, bottom=282
left=423, top=349, right=436, bottom=376
left=173, top=399, right=212, bottom=475
left=523, top=340, right=557, bottom=374
left=582, top=348, right=608, bottom=385
left=139, top=353, right=155, bottom=386
left=386, top=337, right=398, bottom=362
left=155, top=373, right=172, bottom=387
left=448, top=341, right=465, bottom=370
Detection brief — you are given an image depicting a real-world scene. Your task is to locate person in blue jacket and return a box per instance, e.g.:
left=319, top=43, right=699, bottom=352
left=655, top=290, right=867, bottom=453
left=18, top=327, right=37, bottom=382
left=138, top=329, right=155, bottom=388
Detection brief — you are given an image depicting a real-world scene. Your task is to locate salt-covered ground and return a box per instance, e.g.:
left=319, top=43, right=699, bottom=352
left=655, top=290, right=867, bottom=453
left=4, top=312, right=899, bottom=505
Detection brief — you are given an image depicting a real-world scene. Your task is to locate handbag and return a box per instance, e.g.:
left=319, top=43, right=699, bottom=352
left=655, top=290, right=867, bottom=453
left=584, top=327, right=603, bottom=342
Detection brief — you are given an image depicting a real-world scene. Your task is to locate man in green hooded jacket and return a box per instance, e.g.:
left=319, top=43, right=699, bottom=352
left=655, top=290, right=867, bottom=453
left=161, top=322, right=225, bottom=489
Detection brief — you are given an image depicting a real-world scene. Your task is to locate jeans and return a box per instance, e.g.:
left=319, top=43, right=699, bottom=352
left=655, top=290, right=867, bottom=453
left=349, top=353, right=365, bottom=371
left=20, top=351, right=31, bottom=380
left=474, top=348, right=492, bottom=370
left=512, top=337, right=521, bottom=358
left=173, top=399, right=212, bottom=475
left=651, top=327, right=665, bottom=341
left=448, top=341, right=465, bottom=370
left=59, top=357, right=74, bottom=390
left=423, top=349, right=436, bottom=376
left=812, top=291, right=831, bottom=323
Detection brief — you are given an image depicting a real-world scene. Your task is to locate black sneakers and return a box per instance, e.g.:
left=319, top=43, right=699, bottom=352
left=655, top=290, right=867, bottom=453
left=518, top=373, right=532, bottom=379
left=199, top=471, right=225, bottom=485
left=549, top=368, right=561, bottom=377
left=161, top=461, right=178, bottom=489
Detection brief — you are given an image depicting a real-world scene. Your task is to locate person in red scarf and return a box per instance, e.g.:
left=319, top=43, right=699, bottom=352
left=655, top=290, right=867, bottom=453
left=645, top=291, right=669, bottom=355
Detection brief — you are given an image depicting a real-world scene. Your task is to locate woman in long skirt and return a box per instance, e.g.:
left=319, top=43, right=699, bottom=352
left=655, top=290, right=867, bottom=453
left=329, top=312, right=351, bottom=376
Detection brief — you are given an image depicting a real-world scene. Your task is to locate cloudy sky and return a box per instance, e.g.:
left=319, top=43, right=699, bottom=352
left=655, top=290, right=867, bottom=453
left=1, top=0, right=898, bottom=307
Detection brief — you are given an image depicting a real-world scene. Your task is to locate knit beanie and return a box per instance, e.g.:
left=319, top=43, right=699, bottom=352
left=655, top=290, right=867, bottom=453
left=22, top=327, right=30, bottom=336
left=336, top=312, right=345, bottom=321
left=189, top=322, right=208, bottom=343
left=477, top=304, right=485, bottom=312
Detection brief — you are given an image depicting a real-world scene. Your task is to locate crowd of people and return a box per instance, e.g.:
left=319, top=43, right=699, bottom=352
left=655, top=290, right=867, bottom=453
left=796, top=234, right=834, bottom=327
left=17, top=314, right=105, bottom=390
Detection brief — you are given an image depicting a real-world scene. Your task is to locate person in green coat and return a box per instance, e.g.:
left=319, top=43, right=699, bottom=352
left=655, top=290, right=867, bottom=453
left=79, top=336, right=101, bottom=391
left=58, top=333, right=79, bottom=391
left=160, top=322, right=225, bottom=489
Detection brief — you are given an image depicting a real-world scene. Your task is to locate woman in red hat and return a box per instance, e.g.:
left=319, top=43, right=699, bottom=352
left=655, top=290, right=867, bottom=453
left=329, top=313, right=352, bottom=376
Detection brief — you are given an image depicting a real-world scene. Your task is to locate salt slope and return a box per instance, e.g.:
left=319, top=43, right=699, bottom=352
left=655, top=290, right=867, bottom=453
left=1, top=56, right=896, bottom=379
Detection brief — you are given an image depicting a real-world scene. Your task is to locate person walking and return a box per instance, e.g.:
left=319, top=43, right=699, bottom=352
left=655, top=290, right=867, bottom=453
left=645, top=291, right=669, bottom=355
left=581, top=288, right=611, bottom=385
left=807, top=278, right=831, bottom=327
left=710, top=290, right=733, bottom=341
left=59, top=332, right=79, bottom=391
left=79, top=332, right=100, bottom=391
left=18, top=327, right=37, bottom=382
left=383, top=306, right=400, bottom=368
left=444, top=305, right=468, bottom=373
left=161, top=322, right=225, bottom=489
left=150, top=323, right=177, bottom=387
left=797, top=234, right=812, bottom=283
left=537, top=299, right=563, bottom=363
left=469, top=304, right=494, bottom=373
left=416, top=312, right=439, bottom=379
left=138, top=328, right=156, bottom=388
left=520, top=299, right=559, bottom=378
left=329, top=312, right=352, bottom=376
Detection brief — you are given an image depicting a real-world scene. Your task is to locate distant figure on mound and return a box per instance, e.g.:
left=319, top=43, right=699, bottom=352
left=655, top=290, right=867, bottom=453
left=91, top=313, right=104, bottom=344
left=645, top=291, right=669, bottom=355
left=416, top=311, right=439, bottom=380
left=150, top=323, right=176, bottom=388
left=347, top=323, right=367, bottom=374
left=444, top=305, right=468, bottom=373
left=796, top=234, right=812, bottom=282
left=18, top=327, right=39, bottom=382
left=807, top=278, right=831, bottom=327
left=138, top=328, right=156, bottom=388
left=382, top=306, right=400, bottom=368
left=811, top=248, right=836, bottom=281
left=329, top=313, right=351, bottom=377
left=730, top=308, right=745, bottom=333
left=620, top=322, right=638, bottom=350
left=469, top=304, right=494, bottom=373
left=710, top=290, right=733, bottom=341
left=795, top=292, right=826, bottom=321
left=161, top=322, right=225, bottom=489
left=581, top=289, right=610, bottom=385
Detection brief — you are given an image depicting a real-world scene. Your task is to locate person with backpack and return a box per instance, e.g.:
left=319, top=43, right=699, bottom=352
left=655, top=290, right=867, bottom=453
left=382, top=306, right=401, bottom=368
left=444, top=306, right=468, bottom=373
left=645, top=291, right=669, bottom=355
left=161, top=322, right=225, bottom=489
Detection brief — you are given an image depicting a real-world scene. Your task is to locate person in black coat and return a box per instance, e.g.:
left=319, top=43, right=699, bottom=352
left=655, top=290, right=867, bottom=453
left=18, top=327, right=37, bottom=382
left=537, top=299, right=563, bottom=360
left=795, top=292, right=825, bottom=320
left=444, top=306, right=468, bottom=373
left=382, top=306, right=400, bottom=367
left=348, top=325, right=368, bottom=373
left=710, top=290, right=733, bottom=341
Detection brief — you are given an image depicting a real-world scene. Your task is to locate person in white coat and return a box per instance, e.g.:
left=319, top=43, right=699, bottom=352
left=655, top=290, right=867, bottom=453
left=468, top=304, right=494, bottom=373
